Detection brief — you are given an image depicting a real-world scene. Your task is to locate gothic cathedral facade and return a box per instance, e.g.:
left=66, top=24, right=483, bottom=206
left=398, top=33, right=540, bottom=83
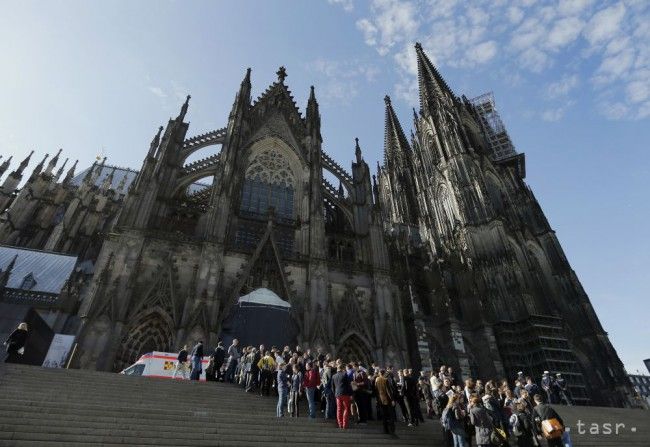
left=0, top=45, right=631, bottom=406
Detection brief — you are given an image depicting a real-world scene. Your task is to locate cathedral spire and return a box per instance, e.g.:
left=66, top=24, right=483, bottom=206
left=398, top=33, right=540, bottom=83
left=148, top=126, right=164, bottom=158
left=45, top=148, right=63, bottom=174
left=54, top=158, right=69, bottom=181
left=383, top=95, right=411, bottom=166
left=101, top=166, right=116, bottom=191
left=177, top=95, right=191, bottom=122
left=0, top=253, right=18, bottom=288
left=83, top=160, right=98, bottom=184
left=355, top=137, right=363, bottom=164
left=63, top=160, right=78, bottom=184
left=306, top=86, right=321, bottom=141
left=415, top=42, right=454, bottom=113
left=0, top=156, right=11, bottom=177
left=14, top=151, right=34, bottom=176
left=30, top=153, right=49, bottom=180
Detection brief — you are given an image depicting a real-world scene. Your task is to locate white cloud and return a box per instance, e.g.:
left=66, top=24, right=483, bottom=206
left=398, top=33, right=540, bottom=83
left=546, top=74, right=579, bottom=99
left=355, top=0, right=419, bottom=55
left=465, top=40, right=497, bottom=65
left=626, top=81, right=649, bottom=103
left=349, top=0, right=650, bottom=120
left=583, top=2, right=626, bottom=45
left=306, top=58, right=380, bottom=104
left=546, top=17, right=585, bottom=50
left=327, top=0, right=354, bottom=13
left=541, top=100, right=575, bottom=121
left=507, top=7, right=524, bottom=24
left=356, top=18, right=378, bottom=46
left=148, top=86, right=167, bottom=98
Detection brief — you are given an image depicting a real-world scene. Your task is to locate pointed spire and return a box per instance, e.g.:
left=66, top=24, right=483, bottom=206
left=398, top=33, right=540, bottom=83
left=45, top=148, right=63, bottom=174
left=14, top=151, right=34, bottom=176
left=355, top=137, right=363, bottom=164
left=383, top=95, right=411, bottom=166
left=177, top=95, right=191, bottom=121
left=414, top=42, right=454, bottom=112
left=0, top=156, right=11, bottom=177
left=101, top=166, right=117, bottom=191
left=148, top=126, right=164, bottom=158
left=54, top=158, right=69, bottom=181
left=30, top=153, right=49, bottom=179
left=0, top=253, right=18, bottom=287
left=338, top=182, right=344, bottom=198
left=63, top=160, right=78, bottom=184
left=306, top=86, right=321, bottom=139
left=83, top=160, right=98, bottom=184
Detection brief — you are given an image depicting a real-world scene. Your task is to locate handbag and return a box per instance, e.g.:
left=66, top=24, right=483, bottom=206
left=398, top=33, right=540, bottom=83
left=541, top=418, right=564, bottom=439
left=490, top=427, right=508, bottom=446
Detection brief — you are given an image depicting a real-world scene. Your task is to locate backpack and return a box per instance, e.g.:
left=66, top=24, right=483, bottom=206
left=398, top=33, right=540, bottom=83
left=432, top=390, right=447, bottom=416
left=509, top=413, right=523, bottom=437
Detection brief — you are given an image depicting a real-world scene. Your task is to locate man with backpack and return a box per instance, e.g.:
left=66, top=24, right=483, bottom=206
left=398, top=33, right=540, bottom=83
left=189, top=341, right=203, bottom=381
left=533, top=394, right=564, bottom=447
left=257, top=350, right=276, bottom=396
left=509, top=401, right=536, bottom=447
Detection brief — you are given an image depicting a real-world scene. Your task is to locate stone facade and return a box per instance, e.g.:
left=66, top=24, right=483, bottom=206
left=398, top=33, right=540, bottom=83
left=0, top=46, right=633, bottom=406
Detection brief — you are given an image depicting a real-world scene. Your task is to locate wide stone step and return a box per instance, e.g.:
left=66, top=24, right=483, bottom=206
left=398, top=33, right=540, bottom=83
left=0, top=408, right=436, bottom=440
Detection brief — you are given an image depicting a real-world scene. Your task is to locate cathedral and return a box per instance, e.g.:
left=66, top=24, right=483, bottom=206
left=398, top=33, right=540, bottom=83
left=0, top=44, right=632, bottom=406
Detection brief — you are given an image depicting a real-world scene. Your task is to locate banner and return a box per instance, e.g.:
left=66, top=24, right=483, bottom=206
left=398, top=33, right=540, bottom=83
left=42, top=334, right=75, bottom=368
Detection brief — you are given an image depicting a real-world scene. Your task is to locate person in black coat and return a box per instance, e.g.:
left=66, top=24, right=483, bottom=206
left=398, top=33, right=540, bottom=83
left=213, top=342, right=226, bottom=381
left=533, top=394, right=564, bottom=447
left=3, top=323, right=28, bottom=363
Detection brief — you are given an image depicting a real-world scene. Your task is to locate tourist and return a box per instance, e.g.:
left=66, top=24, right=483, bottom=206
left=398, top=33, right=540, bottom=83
left=441, top=393, right=468, bottom=447
left=213, top=341, right=226, bottom=381
left=353, top=366, right=370, bottom=424
left=225, top=338, right=239, bottom=383
left=510, top=401, right=536, bottom=447
left=468, top=395, right=494, bottom=447
left=432, top=377, right=449, bottom=418
left=189, top=341, right=203, bottom=381
left=257, top=350, right=276, bottom=396
left=3, top=322, right=28, bottom=363
left=533, top=394, right=564, bottom=447
left=288, top=364, right=302, bottom=417
left=524, top=376, right=541, bottom=397
left=276, top=362, right=289, bottom=417
left=303, top=360, right=320, bottom=419
left=332, top=363, right=354, bottom=429
left=321, top=360, right=336, bottom=419
left=419, top=372, right=434, bottom=418
left=402, top=369, right=420, bottom=427
left=171, top=344, right=189, bottom=380
left=375, top=369, right=396, bottom=435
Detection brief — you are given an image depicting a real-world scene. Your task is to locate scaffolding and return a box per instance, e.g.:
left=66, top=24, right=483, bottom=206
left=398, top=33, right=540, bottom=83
left=470, top=92, right=517, bottom=161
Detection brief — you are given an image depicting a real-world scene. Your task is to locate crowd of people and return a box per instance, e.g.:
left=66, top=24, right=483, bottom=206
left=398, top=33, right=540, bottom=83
left=173, top=339, right=572, bottom=446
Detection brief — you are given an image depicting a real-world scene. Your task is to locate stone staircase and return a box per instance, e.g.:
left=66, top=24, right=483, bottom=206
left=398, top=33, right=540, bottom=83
left=0, top=363, right=648, bottom=446
left=0, top=364, right=442, bottom=446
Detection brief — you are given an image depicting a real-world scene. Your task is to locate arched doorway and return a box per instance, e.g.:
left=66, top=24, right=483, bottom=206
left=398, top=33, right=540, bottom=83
left=337, top=333, right=373, bottom=365
left=114, top=308, right=174, bottom=371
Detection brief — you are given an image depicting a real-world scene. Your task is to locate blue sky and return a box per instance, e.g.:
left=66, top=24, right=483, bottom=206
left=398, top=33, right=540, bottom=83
left=0, top=0, right=648, bottom=373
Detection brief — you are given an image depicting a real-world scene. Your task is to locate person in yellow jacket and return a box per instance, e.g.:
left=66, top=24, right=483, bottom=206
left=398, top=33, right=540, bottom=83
left=258, top=351, right=276, bottom=396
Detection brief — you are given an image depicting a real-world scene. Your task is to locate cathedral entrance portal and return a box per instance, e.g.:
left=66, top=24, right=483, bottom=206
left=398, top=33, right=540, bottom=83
left=337, top=333, right=373, bottom=365
left=114, top=309, right=174, bottom=372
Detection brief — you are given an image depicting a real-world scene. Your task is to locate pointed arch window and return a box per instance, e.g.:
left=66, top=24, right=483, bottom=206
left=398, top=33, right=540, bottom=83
left=240, top=147, right=295, bottom=221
